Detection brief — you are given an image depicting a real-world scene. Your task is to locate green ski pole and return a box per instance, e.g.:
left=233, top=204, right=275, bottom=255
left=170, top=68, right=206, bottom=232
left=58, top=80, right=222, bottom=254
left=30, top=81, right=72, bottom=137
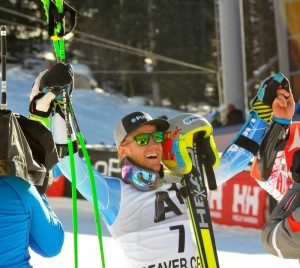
left=62, top=88, right=79, bottom=268
left=64, top=87, right=106, bottom=268
left=50, top=1, right=78, bottom=266
left=51, top=0, right=65, bottom=62
left=41, top=0, right=79, bottom=266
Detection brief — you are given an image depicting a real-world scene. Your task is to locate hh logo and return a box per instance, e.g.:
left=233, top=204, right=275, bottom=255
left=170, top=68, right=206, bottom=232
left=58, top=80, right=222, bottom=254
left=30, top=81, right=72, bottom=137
left=232, top=184, right=260, bottom=216
left=208, top=171, right=267, bottom=228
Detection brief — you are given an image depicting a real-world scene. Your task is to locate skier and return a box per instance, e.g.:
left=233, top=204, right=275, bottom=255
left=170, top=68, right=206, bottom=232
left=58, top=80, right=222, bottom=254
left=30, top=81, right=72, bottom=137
left=28, top=62, right=294, bottom=267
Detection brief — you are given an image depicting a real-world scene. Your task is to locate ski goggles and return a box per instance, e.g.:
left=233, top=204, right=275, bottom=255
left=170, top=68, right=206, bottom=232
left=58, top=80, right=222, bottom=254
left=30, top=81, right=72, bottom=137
left=121, top=157, right=159, bottom=191
left=124, top=131, right=164, bottom=146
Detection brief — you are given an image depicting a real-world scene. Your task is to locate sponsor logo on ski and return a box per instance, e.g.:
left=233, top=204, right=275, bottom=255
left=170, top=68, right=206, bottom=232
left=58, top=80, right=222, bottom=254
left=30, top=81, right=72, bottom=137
left=188, top=147, right=209, bottom=228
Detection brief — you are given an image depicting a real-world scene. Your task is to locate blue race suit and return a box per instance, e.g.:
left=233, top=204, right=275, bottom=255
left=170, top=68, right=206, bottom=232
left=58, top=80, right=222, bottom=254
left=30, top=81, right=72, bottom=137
left=0, top=176, right=64, bottom=268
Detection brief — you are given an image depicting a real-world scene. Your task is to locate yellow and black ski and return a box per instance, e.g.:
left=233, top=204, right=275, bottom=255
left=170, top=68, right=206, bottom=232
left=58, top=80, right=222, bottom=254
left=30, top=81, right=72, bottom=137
left=182, top=132, right=219, bottom=268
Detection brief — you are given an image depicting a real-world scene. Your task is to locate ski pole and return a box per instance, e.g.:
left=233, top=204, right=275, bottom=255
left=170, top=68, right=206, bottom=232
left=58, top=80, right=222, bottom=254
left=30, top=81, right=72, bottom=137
left=63, top=71, right=79, bottom=268
left=64, top=88, right=106, bottom=268
left=62, top=88, right=79, bottom=268
left=1, top=25, right=7, bottom=110
left=47, top=1, right=79, bottom=266
left=52, top=0, right=65, bottom=62
left=48, top=1, right=80, bottom=266
left=41, top=1, right=80, bottom=267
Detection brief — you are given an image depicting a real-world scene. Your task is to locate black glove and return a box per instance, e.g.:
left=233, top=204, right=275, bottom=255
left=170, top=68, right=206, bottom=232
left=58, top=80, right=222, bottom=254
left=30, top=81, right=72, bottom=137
left=29, top=62, right=74, bottom=118
left=252, top=72, right=290, bottom=106
left=250, top=73, right=290, bottom=123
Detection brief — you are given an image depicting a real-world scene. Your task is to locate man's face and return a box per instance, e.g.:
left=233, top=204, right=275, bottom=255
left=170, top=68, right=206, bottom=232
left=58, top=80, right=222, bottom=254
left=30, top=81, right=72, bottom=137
left=118, top=124, right=163, bottom=172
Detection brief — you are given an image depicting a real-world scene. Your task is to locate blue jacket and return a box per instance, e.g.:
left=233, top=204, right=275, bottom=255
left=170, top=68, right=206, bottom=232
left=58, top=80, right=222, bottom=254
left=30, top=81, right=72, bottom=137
left=0, top=177, right=64, bottom=268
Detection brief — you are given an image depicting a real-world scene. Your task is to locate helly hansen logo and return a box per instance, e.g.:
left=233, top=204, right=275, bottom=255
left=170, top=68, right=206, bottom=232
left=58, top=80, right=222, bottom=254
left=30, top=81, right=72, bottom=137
left=232, top=184, right=260, bottom=215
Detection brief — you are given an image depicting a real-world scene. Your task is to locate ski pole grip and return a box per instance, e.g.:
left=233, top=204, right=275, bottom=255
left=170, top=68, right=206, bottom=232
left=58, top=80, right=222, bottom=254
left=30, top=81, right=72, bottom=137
left=1, top=25, right=7, bottom=110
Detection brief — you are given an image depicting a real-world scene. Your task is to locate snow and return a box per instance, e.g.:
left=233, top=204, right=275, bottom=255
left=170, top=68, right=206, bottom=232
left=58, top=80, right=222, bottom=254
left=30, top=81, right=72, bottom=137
left=29, top=198, right=299, bottom=268
left=4, top=66, right=300, bottom=267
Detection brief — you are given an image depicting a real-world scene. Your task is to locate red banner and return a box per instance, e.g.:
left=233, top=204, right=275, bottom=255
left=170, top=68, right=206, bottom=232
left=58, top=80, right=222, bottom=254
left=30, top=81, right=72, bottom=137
left=208, top=171, right=268, bottom=229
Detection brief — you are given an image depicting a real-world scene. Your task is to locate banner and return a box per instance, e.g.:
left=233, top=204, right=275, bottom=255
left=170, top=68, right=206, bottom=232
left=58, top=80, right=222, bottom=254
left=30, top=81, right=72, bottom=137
left=208, top=171, right=268, bottom=229
left=46, top=146, right=120, bottom=197
left=79, top=146, right=120, bottom=177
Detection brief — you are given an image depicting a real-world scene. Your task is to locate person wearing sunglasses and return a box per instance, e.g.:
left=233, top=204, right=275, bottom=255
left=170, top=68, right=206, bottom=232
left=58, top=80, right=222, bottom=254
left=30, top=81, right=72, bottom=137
left=114, top=111, right=170, bottom=191
left=28, top=63, right=295, bottom=267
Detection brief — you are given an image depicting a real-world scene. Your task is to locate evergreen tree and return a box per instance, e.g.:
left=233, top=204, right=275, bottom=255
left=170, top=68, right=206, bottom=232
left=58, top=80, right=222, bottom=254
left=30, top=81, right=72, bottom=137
left=67, top=0, right=218, bottom=109
left=242, top=0, right=278, bottom=103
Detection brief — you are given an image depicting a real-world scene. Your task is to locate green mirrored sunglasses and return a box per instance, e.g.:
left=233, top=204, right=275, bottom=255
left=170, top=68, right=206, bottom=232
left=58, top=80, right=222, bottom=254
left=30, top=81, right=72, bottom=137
left=124, top=131, right=164, bottom=146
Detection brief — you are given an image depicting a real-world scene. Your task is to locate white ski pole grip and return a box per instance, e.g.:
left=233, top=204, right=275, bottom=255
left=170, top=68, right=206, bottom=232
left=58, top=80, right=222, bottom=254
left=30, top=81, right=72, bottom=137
left=1, top=25, right=7, bottom=110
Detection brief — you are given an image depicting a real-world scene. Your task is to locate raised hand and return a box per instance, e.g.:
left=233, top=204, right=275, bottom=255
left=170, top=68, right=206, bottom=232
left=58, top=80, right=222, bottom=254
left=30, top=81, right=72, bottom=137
left=272, top=88, right=295, bottom=121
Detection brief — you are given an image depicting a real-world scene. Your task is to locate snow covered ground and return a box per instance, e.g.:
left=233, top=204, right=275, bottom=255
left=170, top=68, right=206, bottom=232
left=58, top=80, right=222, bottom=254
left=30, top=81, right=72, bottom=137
left=28, top=197, right=299, bottom=268
left=4, top=65, right=300, bottom=267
